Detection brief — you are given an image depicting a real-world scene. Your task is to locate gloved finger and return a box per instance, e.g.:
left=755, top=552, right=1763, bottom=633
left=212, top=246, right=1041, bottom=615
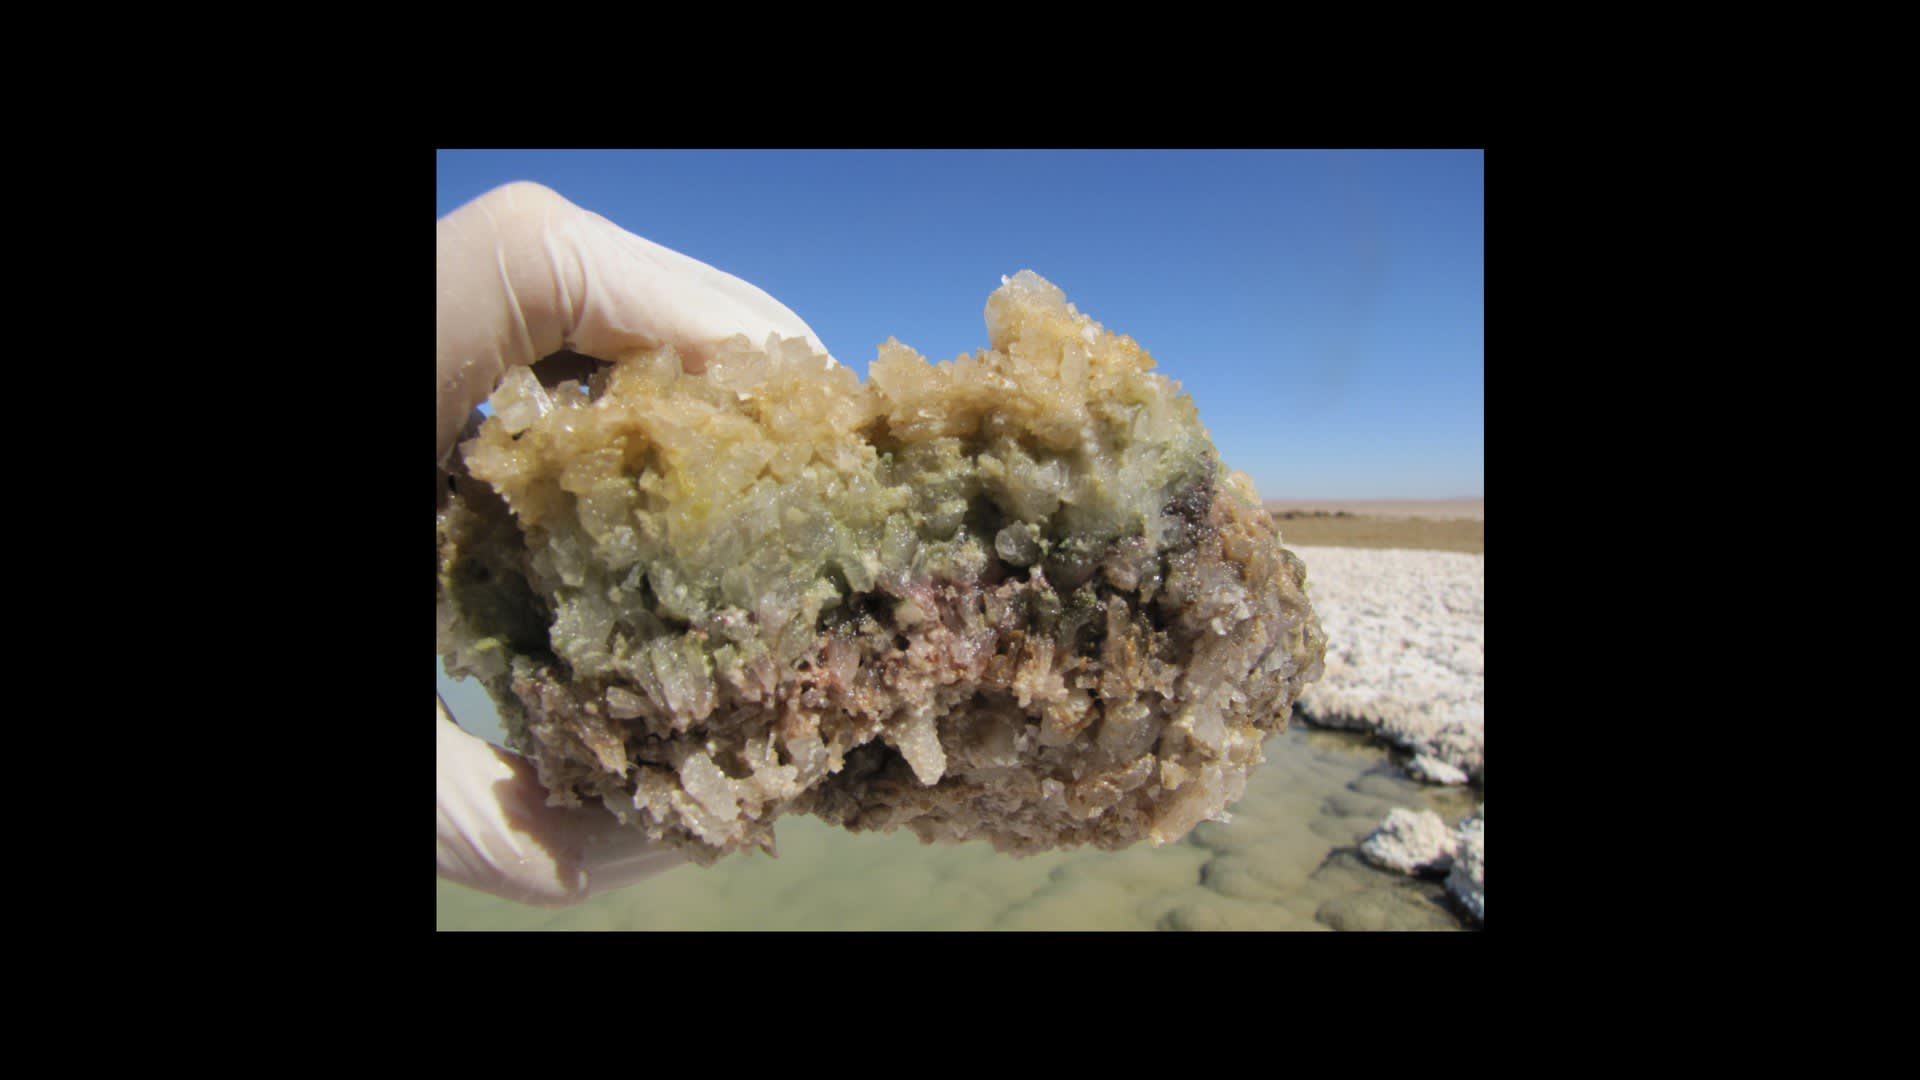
left=436, top=181, right=832, bottom=465
left=566, top=204, right=832, bottom=369
left=437, top=697, right=685, bottom=907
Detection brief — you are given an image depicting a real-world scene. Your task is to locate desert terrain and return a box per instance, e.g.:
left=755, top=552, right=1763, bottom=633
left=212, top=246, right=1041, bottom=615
left=1264, top=499, right=1483, bottom=553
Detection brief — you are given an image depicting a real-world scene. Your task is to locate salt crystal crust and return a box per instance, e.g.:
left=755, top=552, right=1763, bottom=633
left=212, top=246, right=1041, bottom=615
left=1407, top=753, right=1469, bottom=786
left=436, top=271, right=1326, bottom=863
left=1293, top=546, right=1484, bottom=783
left=1447, top=807, right=1485, bottom=923
left=1358, top=807, right=1458, bottom=876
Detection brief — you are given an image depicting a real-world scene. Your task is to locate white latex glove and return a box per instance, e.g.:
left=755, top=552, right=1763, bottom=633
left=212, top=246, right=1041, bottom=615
left=436, top=180, right=833, bottom=466
left=437, top=697, right=684, bottom=906
left=436, top=180, right=832, bottom=905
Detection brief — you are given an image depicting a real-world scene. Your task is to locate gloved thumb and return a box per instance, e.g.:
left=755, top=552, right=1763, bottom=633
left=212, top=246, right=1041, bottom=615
left=437, top=697, right=684, bottom=907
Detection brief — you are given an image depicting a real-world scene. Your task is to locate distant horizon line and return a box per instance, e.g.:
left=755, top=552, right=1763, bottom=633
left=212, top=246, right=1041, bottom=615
left=1261, top=495, right=1484, bottom=502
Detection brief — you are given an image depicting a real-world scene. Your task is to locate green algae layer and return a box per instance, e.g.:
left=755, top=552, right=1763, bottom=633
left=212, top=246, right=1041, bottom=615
left=436, top=271, right=1326, bottom=864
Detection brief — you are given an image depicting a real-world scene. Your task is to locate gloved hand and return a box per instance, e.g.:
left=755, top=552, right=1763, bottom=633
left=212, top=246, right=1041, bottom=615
left=436, top=181, right=831, bottom=905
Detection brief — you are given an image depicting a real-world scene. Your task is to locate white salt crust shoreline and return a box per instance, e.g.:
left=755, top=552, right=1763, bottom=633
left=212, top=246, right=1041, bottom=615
left=1291, top=544, right=1484, bottom=923
left=1291, top=545, right=1484, bottom=783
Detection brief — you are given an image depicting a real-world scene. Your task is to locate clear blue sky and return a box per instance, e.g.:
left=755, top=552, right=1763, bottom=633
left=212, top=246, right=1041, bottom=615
left=436, top=150, right=1482, bottom=500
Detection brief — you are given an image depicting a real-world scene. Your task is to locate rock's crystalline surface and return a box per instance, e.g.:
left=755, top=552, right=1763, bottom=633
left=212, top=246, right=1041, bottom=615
left=436, top=271, right=1327, bottom=864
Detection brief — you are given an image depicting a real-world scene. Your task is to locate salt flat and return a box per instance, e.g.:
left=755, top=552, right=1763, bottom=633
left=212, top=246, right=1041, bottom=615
left=1292, top=545, right=1485, bottom=784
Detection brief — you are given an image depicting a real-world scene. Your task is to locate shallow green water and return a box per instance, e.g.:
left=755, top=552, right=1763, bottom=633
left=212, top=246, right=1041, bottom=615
left=437, top=661, right=1477, bottom=931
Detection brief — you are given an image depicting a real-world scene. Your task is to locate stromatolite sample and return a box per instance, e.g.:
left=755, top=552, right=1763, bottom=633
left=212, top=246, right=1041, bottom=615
left=436, top=271, right=1326, bottom=864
